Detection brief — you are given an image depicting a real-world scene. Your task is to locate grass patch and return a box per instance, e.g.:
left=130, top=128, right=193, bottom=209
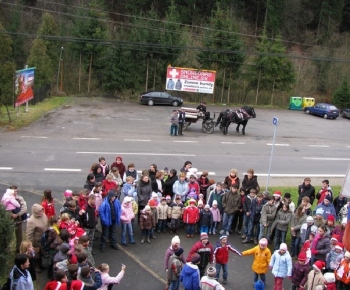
left=0, top=96, right=69, bottom=130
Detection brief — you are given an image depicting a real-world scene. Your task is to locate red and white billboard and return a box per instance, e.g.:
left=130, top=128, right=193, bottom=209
left=166, top=66, right=216, bottom=94
left=15, top=67, right=35, bottom=107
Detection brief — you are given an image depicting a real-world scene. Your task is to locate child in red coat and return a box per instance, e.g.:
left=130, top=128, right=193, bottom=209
left=183, top=199, right=199, bottom=238
left=324, top=272, right=336, bottom=290
left=41, top=189, right=56, bottom=219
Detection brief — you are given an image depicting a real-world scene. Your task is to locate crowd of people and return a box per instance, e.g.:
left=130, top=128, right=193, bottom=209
left=1, top=155, right=350, bottom=290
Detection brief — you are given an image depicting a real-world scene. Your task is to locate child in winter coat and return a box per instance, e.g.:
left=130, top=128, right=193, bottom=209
left=335, top=251, right=350, bottom=289
left=91, top=182, right=103, bottom=211
left=139, top=205, right=155, bottom=244
left=1, top=188, right=27, bottom=220
left=41, top=189, right=56, bottom=220
left=167, top=247, right=184, bottom=290
left=269, top=243, right=292, bottom=290
left=157, top=197, right=169, bottom=233
left=180, top=253, right=201, bottom=290
left=188, top=175, right=200, bottom=196
left=323, top=272, right=336, bottom=290
left=307, top=261, right=327, bottom=290
left=199, top=204, right=213, bottom=234
left=183, top=199, right=199, bottom=238
left=242, top=238, right=271, bottom=285
left=120, top=196, right=136, bottom=245
left=97, top=263, right=125, bottom=290
left=197, top=171, right=210, bottom=199
left=209, top=200, right=221, bottom=235
left=326, top=242, right=344, bottom=271
left=123, top=176, right=137, bottom=198
left=148, top=199, right=158, bottom=239
left=290, top=252, right=309, bottom=290
left=167, top=195, right=184, bottom=234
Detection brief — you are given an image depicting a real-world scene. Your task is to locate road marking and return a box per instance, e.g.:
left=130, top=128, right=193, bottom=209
left=77, top=152, right=196, bottom=157
left=303, top=157, right=350, bottom=161
left=308, top=145, right=330, bottom=147
left=44, top=168, right=82, bottom=172
left=124, top=139, right=151, bottom=142
left=255, top=173, right=345, bottom=177
left=127, top=118, right=149, bottom=121
left=267, top=143, right=289, bottom=146
left=21, top=136, right=48, bottom=139
left=173, top=141, right=198, bottom=143
left=73, top=137, right=100, bottom=140
left=0, top=167, right=13, bottom=170
left=221, top=142, right=245, bottom=145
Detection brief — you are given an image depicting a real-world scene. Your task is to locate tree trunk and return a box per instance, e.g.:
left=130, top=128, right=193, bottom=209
left=88, top=54, right=92, bottom=93
left=271, top=78, right=276, bottom=106
left=5, top=105, right=11, bottom=123
left=255, top=0, right=260, bottom=35
left=255, top=69, right=261, bottom=105
left=153, top=64, right=156, bottom=91
left=221, top=67, right=226, bottom=103
left=78, top=53, right=82, bottom=93
left=145, top=59, right=149, bottom=91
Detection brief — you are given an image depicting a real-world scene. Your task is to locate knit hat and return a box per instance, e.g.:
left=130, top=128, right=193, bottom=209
left=187, top=191, right=197, bottom=200
left=262, top=190, right=270, bottom=196
left=327, top=215, right=335, bottom=222
left=254, top=280, right=265, bottom=290
left=151, top=192, right=158, bottom=198
left=198, top=200, right=203, bottom=206
left=313, top=261, right=325, bottom=271
left=298, top=252, right=307, bottom=261
left=116, top=156, right=122, bottom=161
left=175, top=247, right=184, bottom=257
left=220, top=235, right=228, bottom=241
left=315, top=208, right=324, bottom=215
left=324, top=272, right=336, bottom=283
left=189, top=199, right=196, bottom=204
left=164, top=167, right=169, bottom=171
left=200, top=232, right=209, bottom=240
left=345, top=251, right=350, bottom=259
left=273, top=191, right=282, bottom=197
left=306, top=216, right=314, bottom=223
left=199, top=193, right=204, bottom=198
left=60, top=243, right=71, bottom=254
left=148, top=199, right=157, bottom=207
left=166, top=195, right=171, bottom=200
left=206, top=266, right=216, bottom=276
left=191, top=253, right=201, bottom=264
left=124, top=196, right=132, bottom=203
left=331, top=234, right=340, bottom=242
left=171, top=235, right=180, bottom=245
left=310, top=229, right=317, bottom=236
left=64, top=190, right=73, bottom=198
left=204, top=204, right=210, bottom=209
left=335, top=242, right=344, bottom=251
left=144, top=205, right=151, bottom=211
left=279, top=243, right=288, bottom=251
left=212, top=200, right=218, bottom=206
left=342, top=217, right=348, bottom=225
left=325, top=195, right=332, bottom=202
left=259, top=238, right=268, bottom=246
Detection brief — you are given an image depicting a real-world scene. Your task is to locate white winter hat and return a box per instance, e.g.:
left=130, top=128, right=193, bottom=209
left=212, top=200, right=218, bottom=205
left=279, top=243, right=288, bottom=251
left=123, top=196, right=132, bottom=203
left=342, top=217, right=348, bottom=225
left=151, top=192, right=158, bottom=198
left=171, top=235, right=180, bottom=245
left=306, top=216, right=314, bottom=223
left=324, top=272, right=336, bottom=283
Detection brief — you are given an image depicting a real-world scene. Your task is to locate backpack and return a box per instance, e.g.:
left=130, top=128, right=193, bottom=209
left=1, top=277, right=11, bottom=290
left=41, top=230, right=51, bottom=251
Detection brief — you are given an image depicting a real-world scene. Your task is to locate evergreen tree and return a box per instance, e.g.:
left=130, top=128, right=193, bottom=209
left=333, top=80, right=350, bottom=109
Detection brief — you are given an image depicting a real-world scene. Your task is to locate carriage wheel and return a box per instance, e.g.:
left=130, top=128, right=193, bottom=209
left=183, top=121, right=191, bottom=131
left=202, top=120, right=214, bottom=134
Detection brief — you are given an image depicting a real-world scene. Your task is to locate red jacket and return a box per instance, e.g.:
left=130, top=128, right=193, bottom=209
left=213, top=241, right=242, bottom=264
left=188, top=181, right=200, bottom=196
left=41, top=200, right=56, bottom=219
left=78, top=194, right=88, bottom=210
left=325, top=282, right=336, bottom=290
left=102, top=179, right=118, bottom=197
left=183, top=206, right=199, bottom=224
left=186, top=241, right=214, bottom=268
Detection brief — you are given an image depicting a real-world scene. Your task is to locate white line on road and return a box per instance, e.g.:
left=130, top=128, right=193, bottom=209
left=0, top=167, right=13, bottom=170
left=44, top=168, right=82, bottom=172
left=267, top=143, right=289, bottom=146
left=124, top=139, right=151, bottom=142
left=221, top=142, right=245, bottom=145
left=303, top=157, right=350, bottom=161
left=308, top=145, right=330, bottom=147
left=73, top=137, right=100, bottom=140
left=173, top=141, right=198, bottom=143
left=255, top=173, right=345, bottom=177
left=77, top=152, right=196, bottom=157
left=21, top=136, right=48, bottom=139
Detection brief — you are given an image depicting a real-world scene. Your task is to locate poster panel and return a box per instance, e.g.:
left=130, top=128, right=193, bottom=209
left=15, top=67, right=35, bottom=107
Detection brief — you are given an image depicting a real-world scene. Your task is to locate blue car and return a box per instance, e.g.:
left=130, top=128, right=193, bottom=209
left=304, top=103, right=339, bottom=119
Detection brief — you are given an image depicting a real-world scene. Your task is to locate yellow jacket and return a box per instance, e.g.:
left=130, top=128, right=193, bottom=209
left=132, top=201, right=138, bottom=215
left=242, top=245, right=271, bottom=274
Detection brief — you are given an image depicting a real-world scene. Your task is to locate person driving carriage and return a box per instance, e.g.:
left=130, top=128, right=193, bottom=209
left=197, top=102, right=210, bottom=119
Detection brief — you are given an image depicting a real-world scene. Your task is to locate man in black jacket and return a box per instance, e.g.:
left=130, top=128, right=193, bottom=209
left=297, top=177, right=315, bottom=206
left=178, top=108, right=186, bottom=136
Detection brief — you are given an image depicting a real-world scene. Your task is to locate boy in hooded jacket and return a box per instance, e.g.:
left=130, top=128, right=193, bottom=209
left=180, top=253, right=201, bottom=290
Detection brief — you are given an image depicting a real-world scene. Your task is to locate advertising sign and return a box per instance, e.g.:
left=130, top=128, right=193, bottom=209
left=15, top=67, right=35, bottom=107
left=166, top=66, right=216, bottom=94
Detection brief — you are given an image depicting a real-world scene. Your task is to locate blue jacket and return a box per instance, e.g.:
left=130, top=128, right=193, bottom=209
left=173, top=180, right=189, bottom=202
left=99, top=196, right=121, bottom=226
left=315, top=202, right=336, bottom=220
left=180, top=263, right=200, bottom=290
left=269, top=250, right=292, bottom=278
left=10, top=266, right=34, bottom=290
left=123, top=183, right=137, bottom=198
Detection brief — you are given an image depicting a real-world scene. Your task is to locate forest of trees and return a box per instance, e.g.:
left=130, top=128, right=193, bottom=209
left=1, top=0, right=350, bottom=107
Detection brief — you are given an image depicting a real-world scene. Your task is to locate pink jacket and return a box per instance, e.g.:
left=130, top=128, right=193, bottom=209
left=210, top=207, right=221, bottom=222
left=99, top=271, right=125, bottom=290
left=120, top=202, right=135, bottom=223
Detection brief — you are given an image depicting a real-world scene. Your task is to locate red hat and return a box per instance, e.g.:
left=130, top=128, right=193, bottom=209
left=298, top=252, right=307, bottom=261
left=327, top=215, right=335, bottom=222
left=313, top=261, right=325, bottom=271
left=148, top=199, right=157, bottom=207
left=273, top=191, right=282, bottom=197
left=335, top=242, right=344, bottom=251
left=331, top=234, right=341, bottom=242
left=200, top=232, right=209, bottom=240
left=116, top=156, right=122, bottom=161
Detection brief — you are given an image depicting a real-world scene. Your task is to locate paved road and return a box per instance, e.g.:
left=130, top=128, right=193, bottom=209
left=0, top=97, right=348, bottom=289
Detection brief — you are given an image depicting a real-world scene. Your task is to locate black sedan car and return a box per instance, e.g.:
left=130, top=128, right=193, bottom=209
left=139, top=91, right=183, bottom=106
left=341, top=108, right=350, bottom=119
left=304, top=103, right=339, bottom=119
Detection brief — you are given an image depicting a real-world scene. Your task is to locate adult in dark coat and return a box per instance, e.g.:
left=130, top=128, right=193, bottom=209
left=110, top=156, right=126, bottom=179
left=164, top=169, right=178, bottom=198
left=241, top=170, right=259, bottom=196
left=297, top=177, right=316, bottom=206
left=178, top=108, right=186, bottom=135
left=137, top=175, right=152, bottom=216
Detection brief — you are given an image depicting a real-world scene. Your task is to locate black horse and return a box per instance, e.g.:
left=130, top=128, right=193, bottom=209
left=215, top=106, right=256, bottom=135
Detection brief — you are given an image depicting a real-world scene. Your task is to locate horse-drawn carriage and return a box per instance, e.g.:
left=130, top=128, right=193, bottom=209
left=181, top=107, right=215, bottom=134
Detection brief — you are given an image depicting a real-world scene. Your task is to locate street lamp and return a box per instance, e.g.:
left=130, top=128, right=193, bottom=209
left=56, top=47, right=64, bottom=93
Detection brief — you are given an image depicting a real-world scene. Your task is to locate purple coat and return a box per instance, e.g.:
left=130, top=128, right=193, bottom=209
left=291, top=261, right=309, bottom=287
left=164, top=245, right=186, bottom=270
